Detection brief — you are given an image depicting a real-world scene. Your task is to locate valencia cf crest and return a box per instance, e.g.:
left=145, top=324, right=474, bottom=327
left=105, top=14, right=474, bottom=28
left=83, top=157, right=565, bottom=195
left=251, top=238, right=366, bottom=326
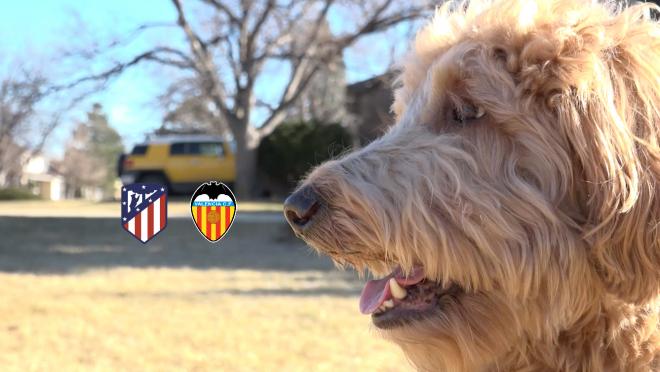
left=121, top=183, right=167, bottom=243
left=190, top=181, right=237, bottom=242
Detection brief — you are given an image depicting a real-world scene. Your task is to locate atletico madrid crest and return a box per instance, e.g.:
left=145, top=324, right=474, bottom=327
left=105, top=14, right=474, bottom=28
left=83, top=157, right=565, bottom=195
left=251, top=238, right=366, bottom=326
left=190, top=181, right=236, bottom=242
left=121, top=183, right=167, bottom=243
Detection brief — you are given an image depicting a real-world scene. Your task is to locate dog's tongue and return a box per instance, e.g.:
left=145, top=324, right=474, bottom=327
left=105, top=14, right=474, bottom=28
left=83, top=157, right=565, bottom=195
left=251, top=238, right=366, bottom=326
left=359, top=276, right=392, bottom=315
left=359, top=266, right=424, bottom=314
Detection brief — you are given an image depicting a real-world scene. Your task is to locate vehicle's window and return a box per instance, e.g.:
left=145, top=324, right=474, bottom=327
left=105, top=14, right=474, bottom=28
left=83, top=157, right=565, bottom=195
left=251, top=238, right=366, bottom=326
left=169, top=142, right=224, bottom=156
left=187, top=142, right=201, bottom=155
left=170, top=143, right=186, bottom=155
left=131, top=145, right=148, bottom=155
left=199, top=143, right=224, bottom=157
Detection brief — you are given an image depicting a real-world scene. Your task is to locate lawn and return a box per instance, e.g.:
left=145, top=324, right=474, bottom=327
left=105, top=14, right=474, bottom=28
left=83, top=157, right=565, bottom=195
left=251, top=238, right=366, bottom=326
left=0, top=215, right=411, bottom=371
left=0, top=269, right=409, bottom=372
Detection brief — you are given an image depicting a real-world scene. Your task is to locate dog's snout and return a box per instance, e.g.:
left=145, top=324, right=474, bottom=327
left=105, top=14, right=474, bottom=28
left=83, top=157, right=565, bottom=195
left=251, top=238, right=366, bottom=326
left=283, top=186, right=320, bottom=233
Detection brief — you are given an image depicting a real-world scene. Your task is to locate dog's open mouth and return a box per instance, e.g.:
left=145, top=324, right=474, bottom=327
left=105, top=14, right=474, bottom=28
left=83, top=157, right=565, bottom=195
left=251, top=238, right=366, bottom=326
left=360, top=265, right=462, bottom=329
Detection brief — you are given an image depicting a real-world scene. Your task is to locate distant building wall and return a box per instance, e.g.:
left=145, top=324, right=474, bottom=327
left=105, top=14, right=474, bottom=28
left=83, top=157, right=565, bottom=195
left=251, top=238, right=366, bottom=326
left=345, top=72, right=396, bottom=146
left=20, top=155, right=66, bottom=201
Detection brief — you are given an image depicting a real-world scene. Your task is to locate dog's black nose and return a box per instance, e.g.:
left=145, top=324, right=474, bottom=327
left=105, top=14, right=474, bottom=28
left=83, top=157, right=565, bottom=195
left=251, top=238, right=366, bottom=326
left=283, top=186, right=320, bottom=233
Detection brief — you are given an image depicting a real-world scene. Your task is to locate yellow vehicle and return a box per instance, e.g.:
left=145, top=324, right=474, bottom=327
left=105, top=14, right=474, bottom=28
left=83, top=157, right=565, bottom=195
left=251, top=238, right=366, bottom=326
left=118, top=135, right=236, bottom=192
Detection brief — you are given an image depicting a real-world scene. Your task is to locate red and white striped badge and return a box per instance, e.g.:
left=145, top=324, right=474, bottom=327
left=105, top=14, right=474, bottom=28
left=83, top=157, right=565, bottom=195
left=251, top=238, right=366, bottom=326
left=121, top=184, right=168, bottom=243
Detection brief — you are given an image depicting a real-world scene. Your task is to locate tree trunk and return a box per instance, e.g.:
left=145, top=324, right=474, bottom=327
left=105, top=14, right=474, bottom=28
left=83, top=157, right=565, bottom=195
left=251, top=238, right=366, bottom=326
left=233, top=125, right=260, bottom=199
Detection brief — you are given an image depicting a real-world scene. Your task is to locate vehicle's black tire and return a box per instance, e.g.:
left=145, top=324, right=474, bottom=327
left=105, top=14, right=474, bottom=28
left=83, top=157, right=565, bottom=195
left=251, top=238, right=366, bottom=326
left=138, top=173, right=170, bottom=190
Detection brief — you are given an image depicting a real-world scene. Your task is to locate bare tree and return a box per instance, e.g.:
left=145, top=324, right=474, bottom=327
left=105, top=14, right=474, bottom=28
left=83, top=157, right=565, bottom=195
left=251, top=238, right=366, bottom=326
left=0, top=72, right=58, bottom=187
left=156, top=78, right=221, bottom=135
left=286, top=18, right=347, bottom=124
left=66, top=0, right=434, bottom=196
left=62, top=104, right=123, bottom=199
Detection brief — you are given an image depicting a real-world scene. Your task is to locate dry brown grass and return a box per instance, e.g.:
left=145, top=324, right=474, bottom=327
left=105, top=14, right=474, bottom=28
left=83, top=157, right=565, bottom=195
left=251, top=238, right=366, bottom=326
left=0, top=268, right=411, bottom=372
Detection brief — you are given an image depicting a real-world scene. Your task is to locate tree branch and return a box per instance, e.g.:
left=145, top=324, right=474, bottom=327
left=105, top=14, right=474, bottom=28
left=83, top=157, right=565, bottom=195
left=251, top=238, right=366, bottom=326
left=201, top=0, right=241, bottom=26
left=60, top=21, right=179, bottom=61
left=255, top=0, right=430, bottom=138
left=337, top=2, right=427, bottom=48
left=53, top=47, right=195, bottom=91
left=172, top=0, right=236, bottom=133
left=257, top=62, right=323, bottom=137
left=245, top=0, right=275, bottom=59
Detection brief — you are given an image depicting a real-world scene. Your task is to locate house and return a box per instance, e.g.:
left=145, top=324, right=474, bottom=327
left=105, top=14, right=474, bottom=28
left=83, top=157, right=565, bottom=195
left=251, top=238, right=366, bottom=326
left=345, top=72, right=397, bottom=146
left=20, top=155, right=66, bottom=200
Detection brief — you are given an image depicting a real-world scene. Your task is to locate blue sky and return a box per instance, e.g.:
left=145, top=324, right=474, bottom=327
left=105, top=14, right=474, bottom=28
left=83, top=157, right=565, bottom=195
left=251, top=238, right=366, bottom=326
left=1, top=0, right=418, bottom=155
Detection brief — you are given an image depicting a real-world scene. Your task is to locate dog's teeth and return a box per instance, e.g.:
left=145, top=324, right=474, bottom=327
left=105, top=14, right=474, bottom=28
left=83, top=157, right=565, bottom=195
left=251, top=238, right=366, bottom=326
left=389, top=278, right=407, bottom=300
left=383, top=299, right=394, bottom=308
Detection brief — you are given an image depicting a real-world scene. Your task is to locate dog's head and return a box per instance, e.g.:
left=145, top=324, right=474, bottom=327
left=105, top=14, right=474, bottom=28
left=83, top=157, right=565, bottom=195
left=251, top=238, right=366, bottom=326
left=284, top=0, right=659, bottom=369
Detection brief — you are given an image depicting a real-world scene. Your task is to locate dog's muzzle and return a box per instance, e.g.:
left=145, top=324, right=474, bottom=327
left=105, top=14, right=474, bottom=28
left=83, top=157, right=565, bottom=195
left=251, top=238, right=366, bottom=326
left=283, top=185, right=321, bottom=234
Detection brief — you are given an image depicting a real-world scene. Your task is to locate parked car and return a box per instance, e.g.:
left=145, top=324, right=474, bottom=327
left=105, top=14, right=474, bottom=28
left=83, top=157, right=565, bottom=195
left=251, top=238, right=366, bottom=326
left=118, top=135, right=235, bottom=193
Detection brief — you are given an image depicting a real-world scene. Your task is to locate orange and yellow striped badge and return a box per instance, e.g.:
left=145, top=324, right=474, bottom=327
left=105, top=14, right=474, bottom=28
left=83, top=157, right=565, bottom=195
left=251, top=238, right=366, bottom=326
left=190, top=182, right=237, bottom=242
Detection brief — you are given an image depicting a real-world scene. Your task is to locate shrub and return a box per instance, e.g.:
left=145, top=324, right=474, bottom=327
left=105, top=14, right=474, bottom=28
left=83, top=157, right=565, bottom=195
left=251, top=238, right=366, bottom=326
left=0, top=188, right=39, bottom=200
left=258, top=121, right=352, bottom=188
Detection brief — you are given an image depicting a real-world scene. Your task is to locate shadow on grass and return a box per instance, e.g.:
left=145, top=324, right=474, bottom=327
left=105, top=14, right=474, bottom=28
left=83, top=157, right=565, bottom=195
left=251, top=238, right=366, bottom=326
left=0, top=216, right=337, bottom=274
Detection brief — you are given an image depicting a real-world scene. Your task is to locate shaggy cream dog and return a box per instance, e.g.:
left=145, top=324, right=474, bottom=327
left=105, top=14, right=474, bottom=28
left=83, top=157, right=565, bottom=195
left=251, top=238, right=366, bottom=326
left=284, top=0, right=659, bottom=370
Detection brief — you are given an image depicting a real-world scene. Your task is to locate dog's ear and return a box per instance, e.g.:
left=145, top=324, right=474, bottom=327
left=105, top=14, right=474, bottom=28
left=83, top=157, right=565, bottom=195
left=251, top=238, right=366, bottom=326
left=554, top=4, right=659, bottom=304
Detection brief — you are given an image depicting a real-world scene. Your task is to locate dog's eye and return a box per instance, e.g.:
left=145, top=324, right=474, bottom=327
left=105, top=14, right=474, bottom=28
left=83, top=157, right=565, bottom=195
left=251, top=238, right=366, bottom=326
left=451, top=104, right=486, bottom=126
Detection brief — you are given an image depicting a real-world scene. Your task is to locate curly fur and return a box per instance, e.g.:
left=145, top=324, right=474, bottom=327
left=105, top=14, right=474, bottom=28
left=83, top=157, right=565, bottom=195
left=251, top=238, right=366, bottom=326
left=292, top=0, right=660, bottom=370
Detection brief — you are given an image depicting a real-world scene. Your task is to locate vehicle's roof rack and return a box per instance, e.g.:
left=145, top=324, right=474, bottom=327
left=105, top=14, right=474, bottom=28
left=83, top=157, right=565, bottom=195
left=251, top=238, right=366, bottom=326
left=141, top=134, right=225, bottom=144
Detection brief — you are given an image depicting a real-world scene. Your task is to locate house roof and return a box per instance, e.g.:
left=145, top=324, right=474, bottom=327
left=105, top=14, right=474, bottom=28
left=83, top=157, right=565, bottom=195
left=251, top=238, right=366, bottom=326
left=346, top=71, right=396, bottom=95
